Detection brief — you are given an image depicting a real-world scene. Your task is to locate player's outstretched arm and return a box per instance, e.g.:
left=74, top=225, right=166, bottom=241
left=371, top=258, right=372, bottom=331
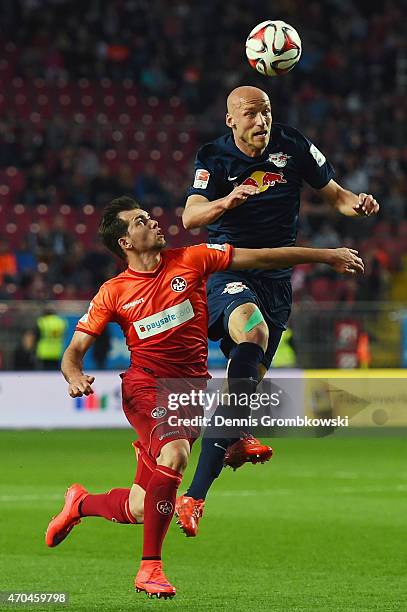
left=230, top=246, right=364, bottom=275
left=61, top=331, right=96, bottom=397
left=319, top=179, right=379, bottom=217
left=183, top=184, right=259, bottom=229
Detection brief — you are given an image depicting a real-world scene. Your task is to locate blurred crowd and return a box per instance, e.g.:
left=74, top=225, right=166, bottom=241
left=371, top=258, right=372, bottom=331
left=0, top=0, right=406, bottom=303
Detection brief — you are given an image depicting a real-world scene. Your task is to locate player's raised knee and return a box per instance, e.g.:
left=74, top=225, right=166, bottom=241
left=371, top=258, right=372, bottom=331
left=244, top=319, right=269, bottom=349
left=229, top=304, right=269, bottom=350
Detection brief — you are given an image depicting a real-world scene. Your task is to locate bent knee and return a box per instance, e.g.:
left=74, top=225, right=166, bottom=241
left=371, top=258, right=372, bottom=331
left=129, top=502, right=144, bottom=524
left=229, top=304, right=269, bottom=351
left=129, top=485, right=145, bottom=523
left=157, top=440, right=190, bottom=473
left=244, top=321, right=269, bottom=350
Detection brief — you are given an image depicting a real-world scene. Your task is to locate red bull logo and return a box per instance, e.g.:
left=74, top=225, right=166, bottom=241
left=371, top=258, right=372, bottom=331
left=242, top=170, right=287, bottom=193
left=268, top=152, right=291, bottom=167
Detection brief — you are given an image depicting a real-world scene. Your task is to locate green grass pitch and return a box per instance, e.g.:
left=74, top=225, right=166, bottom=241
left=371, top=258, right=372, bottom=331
left=0, top=430, right=406, bottom=611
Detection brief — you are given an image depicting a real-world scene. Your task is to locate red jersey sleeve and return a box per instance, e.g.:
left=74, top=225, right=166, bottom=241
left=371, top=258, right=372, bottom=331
left=181, top=243, right=233, bottom=278
left=75, top=284, right=114, bottom=336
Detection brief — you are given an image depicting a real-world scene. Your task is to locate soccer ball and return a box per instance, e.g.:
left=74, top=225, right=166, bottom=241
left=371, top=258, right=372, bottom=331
left=246, top=20, right=302, bottom=77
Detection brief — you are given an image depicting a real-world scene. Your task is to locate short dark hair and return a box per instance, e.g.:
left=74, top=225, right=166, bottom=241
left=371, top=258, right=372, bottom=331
left=99, top=196, right=141, bottom=260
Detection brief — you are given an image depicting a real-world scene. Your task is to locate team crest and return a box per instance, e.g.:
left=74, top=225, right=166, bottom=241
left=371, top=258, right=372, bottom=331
left=171, top=276, right=187, bottom=292
left=157, top=500, right=174, bottom=515
left=268, top=152, right=291, bottom=168
left=222, top=282, right=248, bottom=295
left=151, top=406, right=167, bottom=419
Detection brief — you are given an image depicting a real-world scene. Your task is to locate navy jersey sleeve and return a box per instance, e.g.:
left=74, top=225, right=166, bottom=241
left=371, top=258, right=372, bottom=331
left=186, top=148, right=219, bottom=201
left=294, top=129, right=335, bottom=189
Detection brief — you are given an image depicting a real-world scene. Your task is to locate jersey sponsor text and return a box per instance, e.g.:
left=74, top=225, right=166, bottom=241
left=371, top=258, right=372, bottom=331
left=133, top=299, right=194, bottom=339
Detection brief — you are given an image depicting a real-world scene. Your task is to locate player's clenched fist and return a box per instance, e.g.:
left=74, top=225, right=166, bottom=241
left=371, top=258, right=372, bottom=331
left=353, top=193, right=379, bottom=216
left=223, top=184, right=259, bottom=210
left=329, top=248, right=364, bottom=275
left=68, top=374, right=95, bottom=397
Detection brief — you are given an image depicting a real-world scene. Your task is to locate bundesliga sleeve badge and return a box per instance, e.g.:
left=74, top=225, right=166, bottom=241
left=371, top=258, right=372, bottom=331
left=193, top=169, right=210, bottom=189
left=309, top=144, right=326, bottom=167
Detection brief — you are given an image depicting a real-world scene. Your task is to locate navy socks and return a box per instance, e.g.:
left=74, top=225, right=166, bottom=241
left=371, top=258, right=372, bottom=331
left=185, top=342, right=264, bottom=500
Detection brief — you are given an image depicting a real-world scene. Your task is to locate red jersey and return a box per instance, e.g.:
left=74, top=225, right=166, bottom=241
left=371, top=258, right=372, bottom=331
left=76, top=243, right=233, bottom=377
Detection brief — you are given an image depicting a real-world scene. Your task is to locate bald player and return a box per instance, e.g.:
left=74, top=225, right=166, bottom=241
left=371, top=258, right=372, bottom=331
left=176, top=85, right=379, bottom=536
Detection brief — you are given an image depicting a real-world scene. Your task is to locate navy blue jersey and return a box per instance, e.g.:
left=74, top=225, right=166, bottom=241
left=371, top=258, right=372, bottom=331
left=187, top=123, right=335, bottom=279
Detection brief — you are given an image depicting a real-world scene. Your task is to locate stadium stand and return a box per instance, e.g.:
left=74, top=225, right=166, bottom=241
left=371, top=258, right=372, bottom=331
left=0, top=0, right=405, bottom=306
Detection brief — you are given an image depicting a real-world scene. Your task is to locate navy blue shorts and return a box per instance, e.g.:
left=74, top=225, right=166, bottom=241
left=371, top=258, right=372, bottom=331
left=207, top=271, right=292, bottom=370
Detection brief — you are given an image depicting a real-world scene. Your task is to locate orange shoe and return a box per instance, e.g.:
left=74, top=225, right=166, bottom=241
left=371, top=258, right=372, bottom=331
left=224, top=433, right=273, bottom=470
left=175, top=495, right=205, bottom=537
left=135, top=560, right=176, bottom=599
left=45, top=483, right=88, bottom=547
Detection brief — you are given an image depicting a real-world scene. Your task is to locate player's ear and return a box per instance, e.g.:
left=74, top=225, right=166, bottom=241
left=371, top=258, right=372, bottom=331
left=226, top=113, right=236, bottom=129
left=118, top=237, right=131, bottom=251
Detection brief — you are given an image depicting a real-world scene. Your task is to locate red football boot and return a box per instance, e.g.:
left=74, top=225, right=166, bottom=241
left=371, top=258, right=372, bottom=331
left=45, top=483, right=88, bottom=547
left=224, top=433, right=273, bottom=470
left=175, top=495, right=205, bottom=537
left=135, top=560, right=176, bottom=599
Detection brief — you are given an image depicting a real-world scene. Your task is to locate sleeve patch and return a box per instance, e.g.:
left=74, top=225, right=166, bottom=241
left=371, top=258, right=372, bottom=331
left=309, top=144, right=326, bottom=167
left=206, top=243, right=226, bottom=252
left=193, top=168, right=210, bottom=189
left=79, top=301, right=93, bottom=323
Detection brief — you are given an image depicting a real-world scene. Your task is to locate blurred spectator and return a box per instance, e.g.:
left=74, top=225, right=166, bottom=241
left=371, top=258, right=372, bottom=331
left=140, top=60, right=171, bottom=94
left=16, top=239, right=37, bottom=273
left=45, top=45, right=67, bottom=81
left=59, top=241, right=87, bottom=287
left=93, top=327, right=112, bottom=370
left=82, top=241, right=114, bottom=291
left=62, top=172, right=88, bottom=207
left=46, top=115, right=69, bottom=151
left=49, top=215, right=74, bottom=258
left=336, top=277, right=359, bottom=304
left=28, top=220, right=52, bottom=260
left=26, top=272, right=49, bottom=300
left=272, top=327, right=297, bottom=368
left=13, top=330, right=37, bottom=370
left=133, top=162, right=169, bottom=208
left=311, top=222, right=341, bottom=249
left=118, top=164, right=137, bottom=197
left=35, top=306, right=67, bottom=370
left=0, top=238, right=17, bottom=285
left=23, top=164, right=51, bottom=206
left=76, top=144, right=100, bottom=180
left=15, top=239, right=37, bottom=289
left=356, top=331, right=372, bottom=369
left=342, top=156, right=369, bottom=194
left=90, top=164, right=120, bottom=206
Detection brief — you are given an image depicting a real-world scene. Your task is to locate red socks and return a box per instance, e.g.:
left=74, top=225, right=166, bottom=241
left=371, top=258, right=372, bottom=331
left=80, top=488, right=137, bottom=524
left=142, top=465, right=182, bottom=558
left=78, top=465, right=182, bottom=559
